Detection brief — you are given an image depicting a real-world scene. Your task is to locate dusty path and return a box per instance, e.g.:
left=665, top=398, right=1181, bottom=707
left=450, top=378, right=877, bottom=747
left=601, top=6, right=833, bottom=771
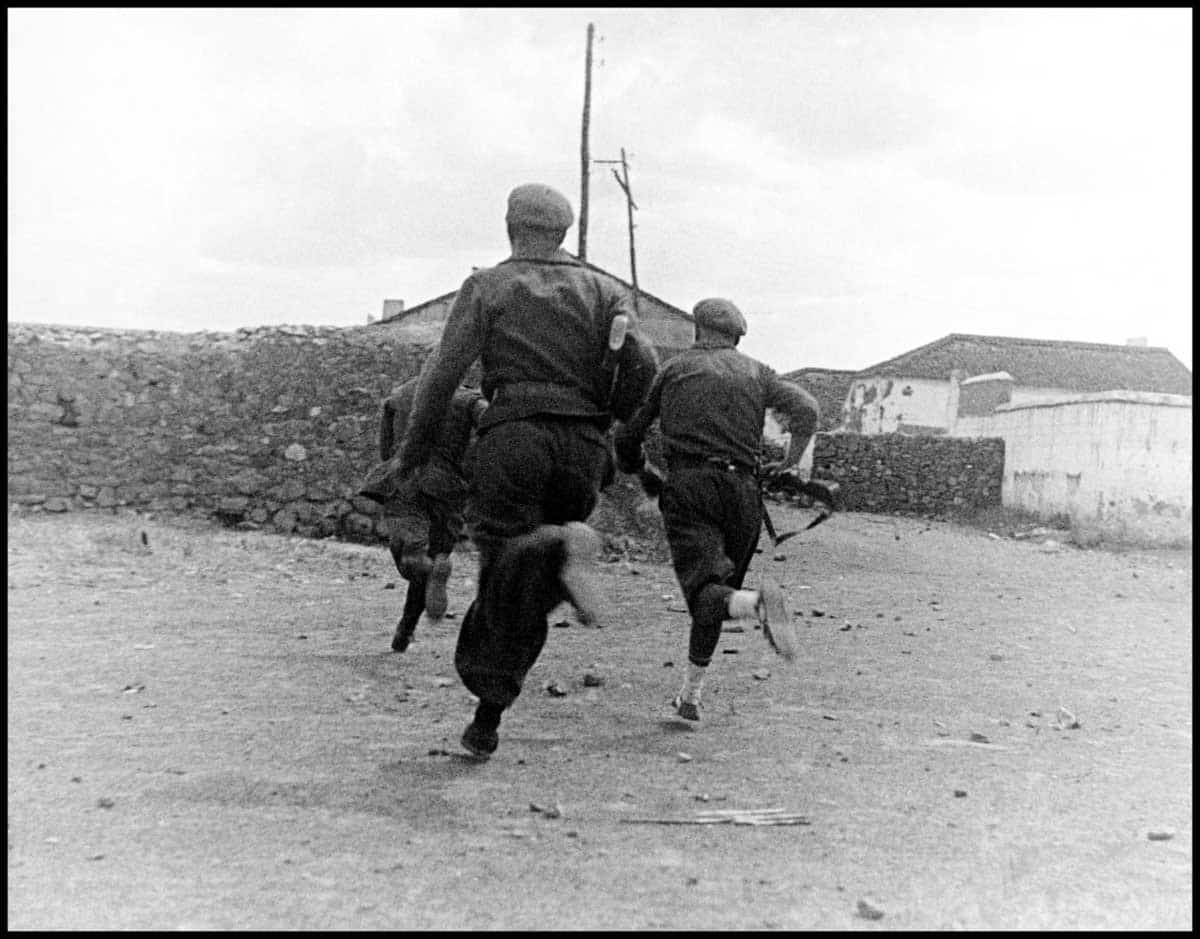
left=6, top=507, right=1192, bottom=930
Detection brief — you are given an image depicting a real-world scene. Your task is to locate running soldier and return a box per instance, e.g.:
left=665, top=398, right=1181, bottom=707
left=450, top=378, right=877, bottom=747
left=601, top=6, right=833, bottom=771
left=388, top=182, right=659, bottom=758
left=364, top=368, right=486, bottom=652
left=614, top=297, right=820, bottom=722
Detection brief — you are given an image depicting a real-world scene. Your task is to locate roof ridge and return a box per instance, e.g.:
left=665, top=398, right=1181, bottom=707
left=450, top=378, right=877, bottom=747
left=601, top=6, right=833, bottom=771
left=944, top=332, right=1173, bottom=353
left=379, top=260, right=694, bottom=325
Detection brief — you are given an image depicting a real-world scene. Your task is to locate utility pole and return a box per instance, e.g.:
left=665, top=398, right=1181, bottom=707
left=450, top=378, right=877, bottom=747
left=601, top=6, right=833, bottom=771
left=578, top=22, right=594, bottom=262
left=594, top=148, right=639, bottom=315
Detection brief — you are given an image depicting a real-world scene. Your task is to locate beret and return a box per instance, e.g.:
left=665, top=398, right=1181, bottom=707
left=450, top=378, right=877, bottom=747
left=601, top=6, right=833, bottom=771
left=505, top=183, right=575, bottom=231
left=692, top=297, right=747, bottom=338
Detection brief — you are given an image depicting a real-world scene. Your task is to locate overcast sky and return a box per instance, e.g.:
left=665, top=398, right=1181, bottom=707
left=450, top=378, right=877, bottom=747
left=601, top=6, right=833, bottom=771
left=7, top=8, right=1193, bottom=372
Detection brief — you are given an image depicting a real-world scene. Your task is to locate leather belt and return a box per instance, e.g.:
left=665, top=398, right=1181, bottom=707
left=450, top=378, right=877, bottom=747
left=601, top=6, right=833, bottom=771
left=668, top=455, right=756, bottom=476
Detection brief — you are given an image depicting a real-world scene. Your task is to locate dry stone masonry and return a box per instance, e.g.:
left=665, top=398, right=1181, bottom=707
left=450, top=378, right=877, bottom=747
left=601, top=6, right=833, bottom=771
left=8, top=322, right=430, bottom=540
left=812, top=432, right=1004, bottom=515
left=8, top=323, right=1004, bottom=545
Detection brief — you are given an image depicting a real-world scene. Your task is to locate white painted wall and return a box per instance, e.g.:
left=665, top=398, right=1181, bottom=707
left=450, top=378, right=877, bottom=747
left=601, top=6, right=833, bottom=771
left=1009, top=385, right=1079, bottom=405
left=991, top=391, right=1192, bottom=544
left=951, top=384, right=1077, bottom=437
left=843, top=372, right=1074, bottom=436
left=843, top=376, right=950, bottom=434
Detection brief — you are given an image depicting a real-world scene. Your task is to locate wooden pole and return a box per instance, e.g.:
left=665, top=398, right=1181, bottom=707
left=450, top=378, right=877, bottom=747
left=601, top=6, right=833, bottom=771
left=607, top=148, right=639, bottom=314
left=620, top=148, right=637, bottom=300
left=578, top=23, right=594, bottom=262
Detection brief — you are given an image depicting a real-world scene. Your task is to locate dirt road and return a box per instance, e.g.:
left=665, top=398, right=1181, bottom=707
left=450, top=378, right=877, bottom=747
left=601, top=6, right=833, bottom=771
left=6, top=507, right=1192, bottom=929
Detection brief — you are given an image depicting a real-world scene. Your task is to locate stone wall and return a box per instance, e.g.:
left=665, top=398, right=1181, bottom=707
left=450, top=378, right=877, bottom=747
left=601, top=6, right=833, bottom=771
left=7, top=322, right=432, bottom=540
left=8, top=323, right=1005, bottom=544
left=811, top=432, right=1004, bottom=515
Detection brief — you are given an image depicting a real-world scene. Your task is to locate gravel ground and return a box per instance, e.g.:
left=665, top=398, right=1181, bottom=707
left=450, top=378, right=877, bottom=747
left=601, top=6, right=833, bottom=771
left=7, top=506, right=1192, bottom=930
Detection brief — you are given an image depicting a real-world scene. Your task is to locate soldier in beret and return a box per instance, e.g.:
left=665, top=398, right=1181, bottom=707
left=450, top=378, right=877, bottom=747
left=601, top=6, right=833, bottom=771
left=614, top=297, right=819, bottom=722
left=389, top=182, right=659, bottom=759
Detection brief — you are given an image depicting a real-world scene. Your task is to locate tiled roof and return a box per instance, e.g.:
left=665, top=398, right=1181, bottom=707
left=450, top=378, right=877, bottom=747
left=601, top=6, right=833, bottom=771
left=857, top=333, right=1192, bottom=395
left=781, top=367, right=858, bottom=430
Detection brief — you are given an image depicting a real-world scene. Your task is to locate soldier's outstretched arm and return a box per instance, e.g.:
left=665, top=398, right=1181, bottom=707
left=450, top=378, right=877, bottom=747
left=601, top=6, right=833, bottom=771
left=763, top=369, right=820, bottom=471
left=397, top=278, right=486, bottom=474
left=613, top=368, right=665, bottom=474
left=610, top=328, right=660, bottom=423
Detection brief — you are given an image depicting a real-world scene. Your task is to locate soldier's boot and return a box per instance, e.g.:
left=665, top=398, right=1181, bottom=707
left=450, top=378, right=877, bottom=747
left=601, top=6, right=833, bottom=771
left=672, top=662, right=706, bottom=722
left=461, top=701, right=503, bottom=760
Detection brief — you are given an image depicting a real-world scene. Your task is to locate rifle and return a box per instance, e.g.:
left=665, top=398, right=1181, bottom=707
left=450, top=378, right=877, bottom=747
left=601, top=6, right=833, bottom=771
left=758, top=467, right=840, bottom=546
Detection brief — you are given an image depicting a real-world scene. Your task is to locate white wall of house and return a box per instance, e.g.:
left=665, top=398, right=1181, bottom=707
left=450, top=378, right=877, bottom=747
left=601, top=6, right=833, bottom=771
left=950, top=382, right=1078, bottom=437
left=843, top=376, right=951, bottom=434
left=1009, top=385, right=1079, bottom=405
left=990, top=391, right=1192, bottom=544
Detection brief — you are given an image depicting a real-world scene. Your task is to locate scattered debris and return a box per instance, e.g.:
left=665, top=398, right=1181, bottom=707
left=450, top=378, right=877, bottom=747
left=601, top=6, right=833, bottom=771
left=856, top=898, right=886, bottom=920
left=924, top=739, right=1009, bottom=750
left=621, top=807, right=808, bottom=827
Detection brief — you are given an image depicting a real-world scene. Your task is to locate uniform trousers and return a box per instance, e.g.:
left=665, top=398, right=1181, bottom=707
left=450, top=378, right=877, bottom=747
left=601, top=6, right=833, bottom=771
left=454, top=416, right=609, bottom=709
left=660, top=465, right=763, bottom=667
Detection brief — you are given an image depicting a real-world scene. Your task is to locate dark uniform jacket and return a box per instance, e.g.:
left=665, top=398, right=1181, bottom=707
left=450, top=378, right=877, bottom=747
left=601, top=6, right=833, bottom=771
left=397, top=249, right=658, bottom=475
left=615, top=342, right=819, bottom=471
